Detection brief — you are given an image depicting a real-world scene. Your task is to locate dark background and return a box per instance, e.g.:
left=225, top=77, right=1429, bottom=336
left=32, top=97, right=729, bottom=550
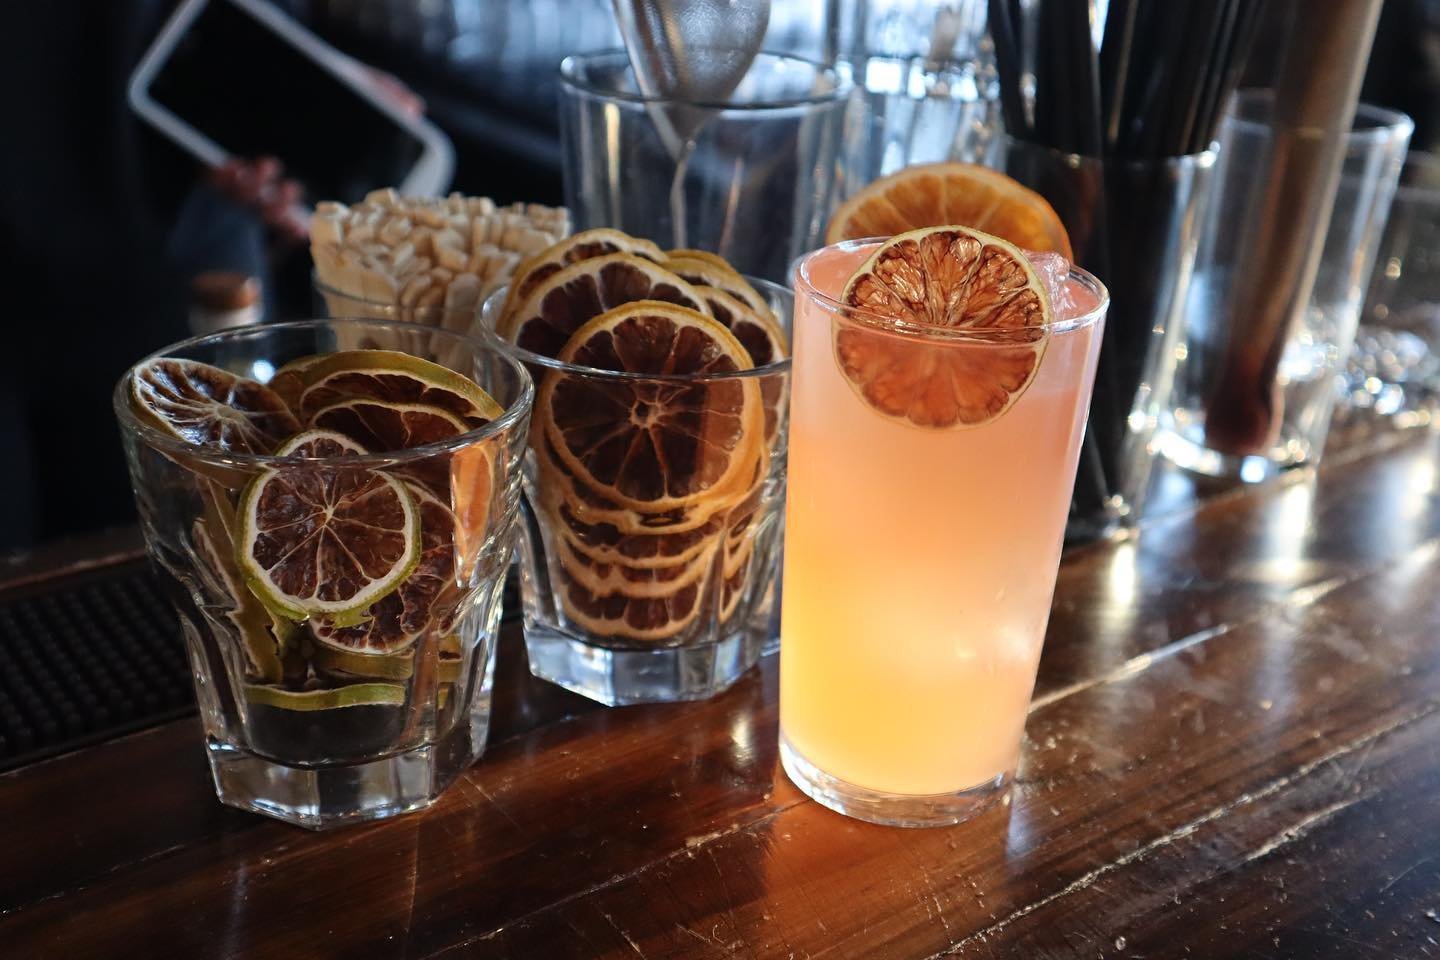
left=0, top=0, right=1436, bottom=552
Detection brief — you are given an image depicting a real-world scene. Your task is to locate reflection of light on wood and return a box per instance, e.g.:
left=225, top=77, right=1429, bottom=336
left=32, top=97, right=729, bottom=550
left=1105, top=540, right=1138, bottom=607
left=1266, top=480, right=1315, bottom=554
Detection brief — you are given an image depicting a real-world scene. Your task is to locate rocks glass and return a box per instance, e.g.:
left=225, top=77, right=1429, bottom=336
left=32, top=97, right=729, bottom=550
left=483, top=284, right=791, bottom=705
left=114, top=319, right=532, bottom=828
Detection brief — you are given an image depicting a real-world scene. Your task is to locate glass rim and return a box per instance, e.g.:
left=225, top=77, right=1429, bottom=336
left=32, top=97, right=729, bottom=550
left=481, top=277, right=794, bottom=382
left=113, top=317, right=535, bottom=468
left=1395, top=150, right=1440, bottom=200
left=311, top=272, right=479, bottom=317
left=557, top=49, right=854, bottom=110
left=792, top=238, right=1110, bottom=340
left=1228, top=89, right=1414, bottom=144
left=998, top=132, right=1219, bottom=167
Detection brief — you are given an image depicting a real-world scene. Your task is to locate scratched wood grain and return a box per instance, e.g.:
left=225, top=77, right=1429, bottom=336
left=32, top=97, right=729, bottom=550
left=1, top=423, right=1437, bottom=958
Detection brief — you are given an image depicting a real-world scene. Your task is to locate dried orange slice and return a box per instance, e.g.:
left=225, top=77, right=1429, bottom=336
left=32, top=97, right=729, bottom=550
left=295, top=350, right=503, bottom=426
left=690, top=288, right=787, bottom=368
left=132, top=358, right=299, bottom=453
left=501, top=253, right=710, bottom=358
left=533, top=433, right=720, bottom=535
left=553, top=536, right=714, bottom=600
left=837, top=226, right=1051, bottom=429
left=826, top=162, right=1072, bottom=258
left=719, top=554, right=750, bottom=622
left=664, top=256, right=775, bottom=326
left=449, top=439, right=493, bottom=577
left=501, top=228, right=665, bottom=324
left=546, top=494, right=723, bottom=569
left=237, top=432, right=421, bottom=623
left=699, top=288, right=789, bottom=441
left=557, top=572, right=705, bottom=643
left=539, top=301, right=761, bottom=512
left=665, top=248, right=733, bottom=271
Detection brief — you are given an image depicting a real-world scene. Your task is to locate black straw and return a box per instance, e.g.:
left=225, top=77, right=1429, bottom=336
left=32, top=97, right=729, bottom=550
left=992, top=0, right=1271, bottom=159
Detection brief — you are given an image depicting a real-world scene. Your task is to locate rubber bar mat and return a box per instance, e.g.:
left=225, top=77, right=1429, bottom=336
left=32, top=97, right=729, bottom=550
left=0, top=564, right=522, bottom=774
left=0, top=567, right=193, bottom=773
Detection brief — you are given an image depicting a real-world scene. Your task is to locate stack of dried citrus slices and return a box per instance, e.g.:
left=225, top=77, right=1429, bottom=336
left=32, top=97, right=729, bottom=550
left=132, top=349, right=502, bottom=711
left=495, top=229, right=788, bottom=645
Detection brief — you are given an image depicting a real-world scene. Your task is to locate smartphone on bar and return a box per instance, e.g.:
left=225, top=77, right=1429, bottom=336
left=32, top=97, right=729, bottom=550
left=128, top=0, right=453, bottom=206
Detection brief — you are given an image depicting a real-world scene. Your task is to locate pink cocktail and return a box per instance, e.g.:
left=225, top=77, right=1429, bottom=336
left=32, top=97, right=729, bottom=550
left=780, top=238, right=1108, bottom=826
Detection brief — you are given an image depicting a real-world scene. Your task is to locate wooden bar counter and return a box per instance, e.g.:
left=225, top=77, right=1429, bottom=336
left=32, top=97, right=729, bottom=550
left=2, top=417, right=1439, bottom=958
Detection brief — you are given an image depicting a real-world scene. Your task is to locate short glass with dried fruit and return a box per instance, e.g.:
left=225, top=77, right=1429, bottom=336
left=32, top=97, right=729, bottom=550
left=782, top=228, right=1108, bottom=826
left=114, top=320, right=532, bottom=829
left=483, top=229, right=791, bottom=705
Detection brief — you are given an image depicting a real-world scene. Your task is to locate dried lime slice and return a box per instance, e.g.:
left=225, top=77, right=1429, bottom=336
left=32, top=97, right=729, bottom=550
left=311, top=399, right=469, bottom=452
left=274, top=428, right=367, bottom=458
left=132, top=357, right=299, bottom=453
left=237, top=447, right=420, bottom=624
left=266, top=354, right=328, bottom=417
left=243, top=682, right=406, bottom=711
left=193, top=519, right=284, bottom=682
left=296, top=349, right=503, bottom=426
left=310, top=643, right=415, bottom=680
left=309, top=480, right=456, bottom=655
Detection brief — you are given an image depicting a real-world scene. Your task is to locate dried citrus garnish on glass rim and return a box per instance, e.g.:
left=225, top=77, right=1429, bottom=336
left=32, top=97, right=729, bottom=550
left=825, top=161, right=1073, bottom=258
left=835, top=225, right=1052, bottom=429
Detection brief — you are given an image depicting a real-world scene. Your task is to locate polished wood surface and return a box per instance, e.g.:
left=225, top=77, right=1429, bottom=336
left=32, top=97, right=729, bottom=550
left=3, top=417, right=1440, bottom=959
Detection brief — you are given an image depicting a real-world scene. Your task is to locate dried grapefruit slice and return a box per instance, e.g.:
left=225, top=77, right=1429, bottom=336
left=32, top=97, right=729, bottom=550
left=836, top=226, right=1051, bottom=429
left=826, top=162, right=1073, bottom=258
left=502, top=253, right=710, bottom=358
left=237, top=432, right=421, bottom=623
left=295, top=350, right=502, bottom=426
left=501, top=228, right=665, bottom=324
left=132, top=358, right=299, bottom=453
left=539, top=301, right=762, bottom=511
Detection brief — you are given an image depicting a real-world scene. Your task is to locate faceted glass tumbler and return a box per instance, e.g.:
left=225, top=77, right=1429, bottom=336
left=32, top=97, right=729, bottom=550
left=114, top=319, right=532, bottom=829
left=482, top=283, right=791, bottom=705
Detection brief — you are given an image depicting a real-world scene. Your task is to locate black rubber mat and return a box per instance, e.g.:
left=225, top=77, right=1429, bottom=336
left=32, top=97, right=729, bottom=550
left=0, top=567, right=193, bottom=772
left=0, top=563, right=525, bottom=773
